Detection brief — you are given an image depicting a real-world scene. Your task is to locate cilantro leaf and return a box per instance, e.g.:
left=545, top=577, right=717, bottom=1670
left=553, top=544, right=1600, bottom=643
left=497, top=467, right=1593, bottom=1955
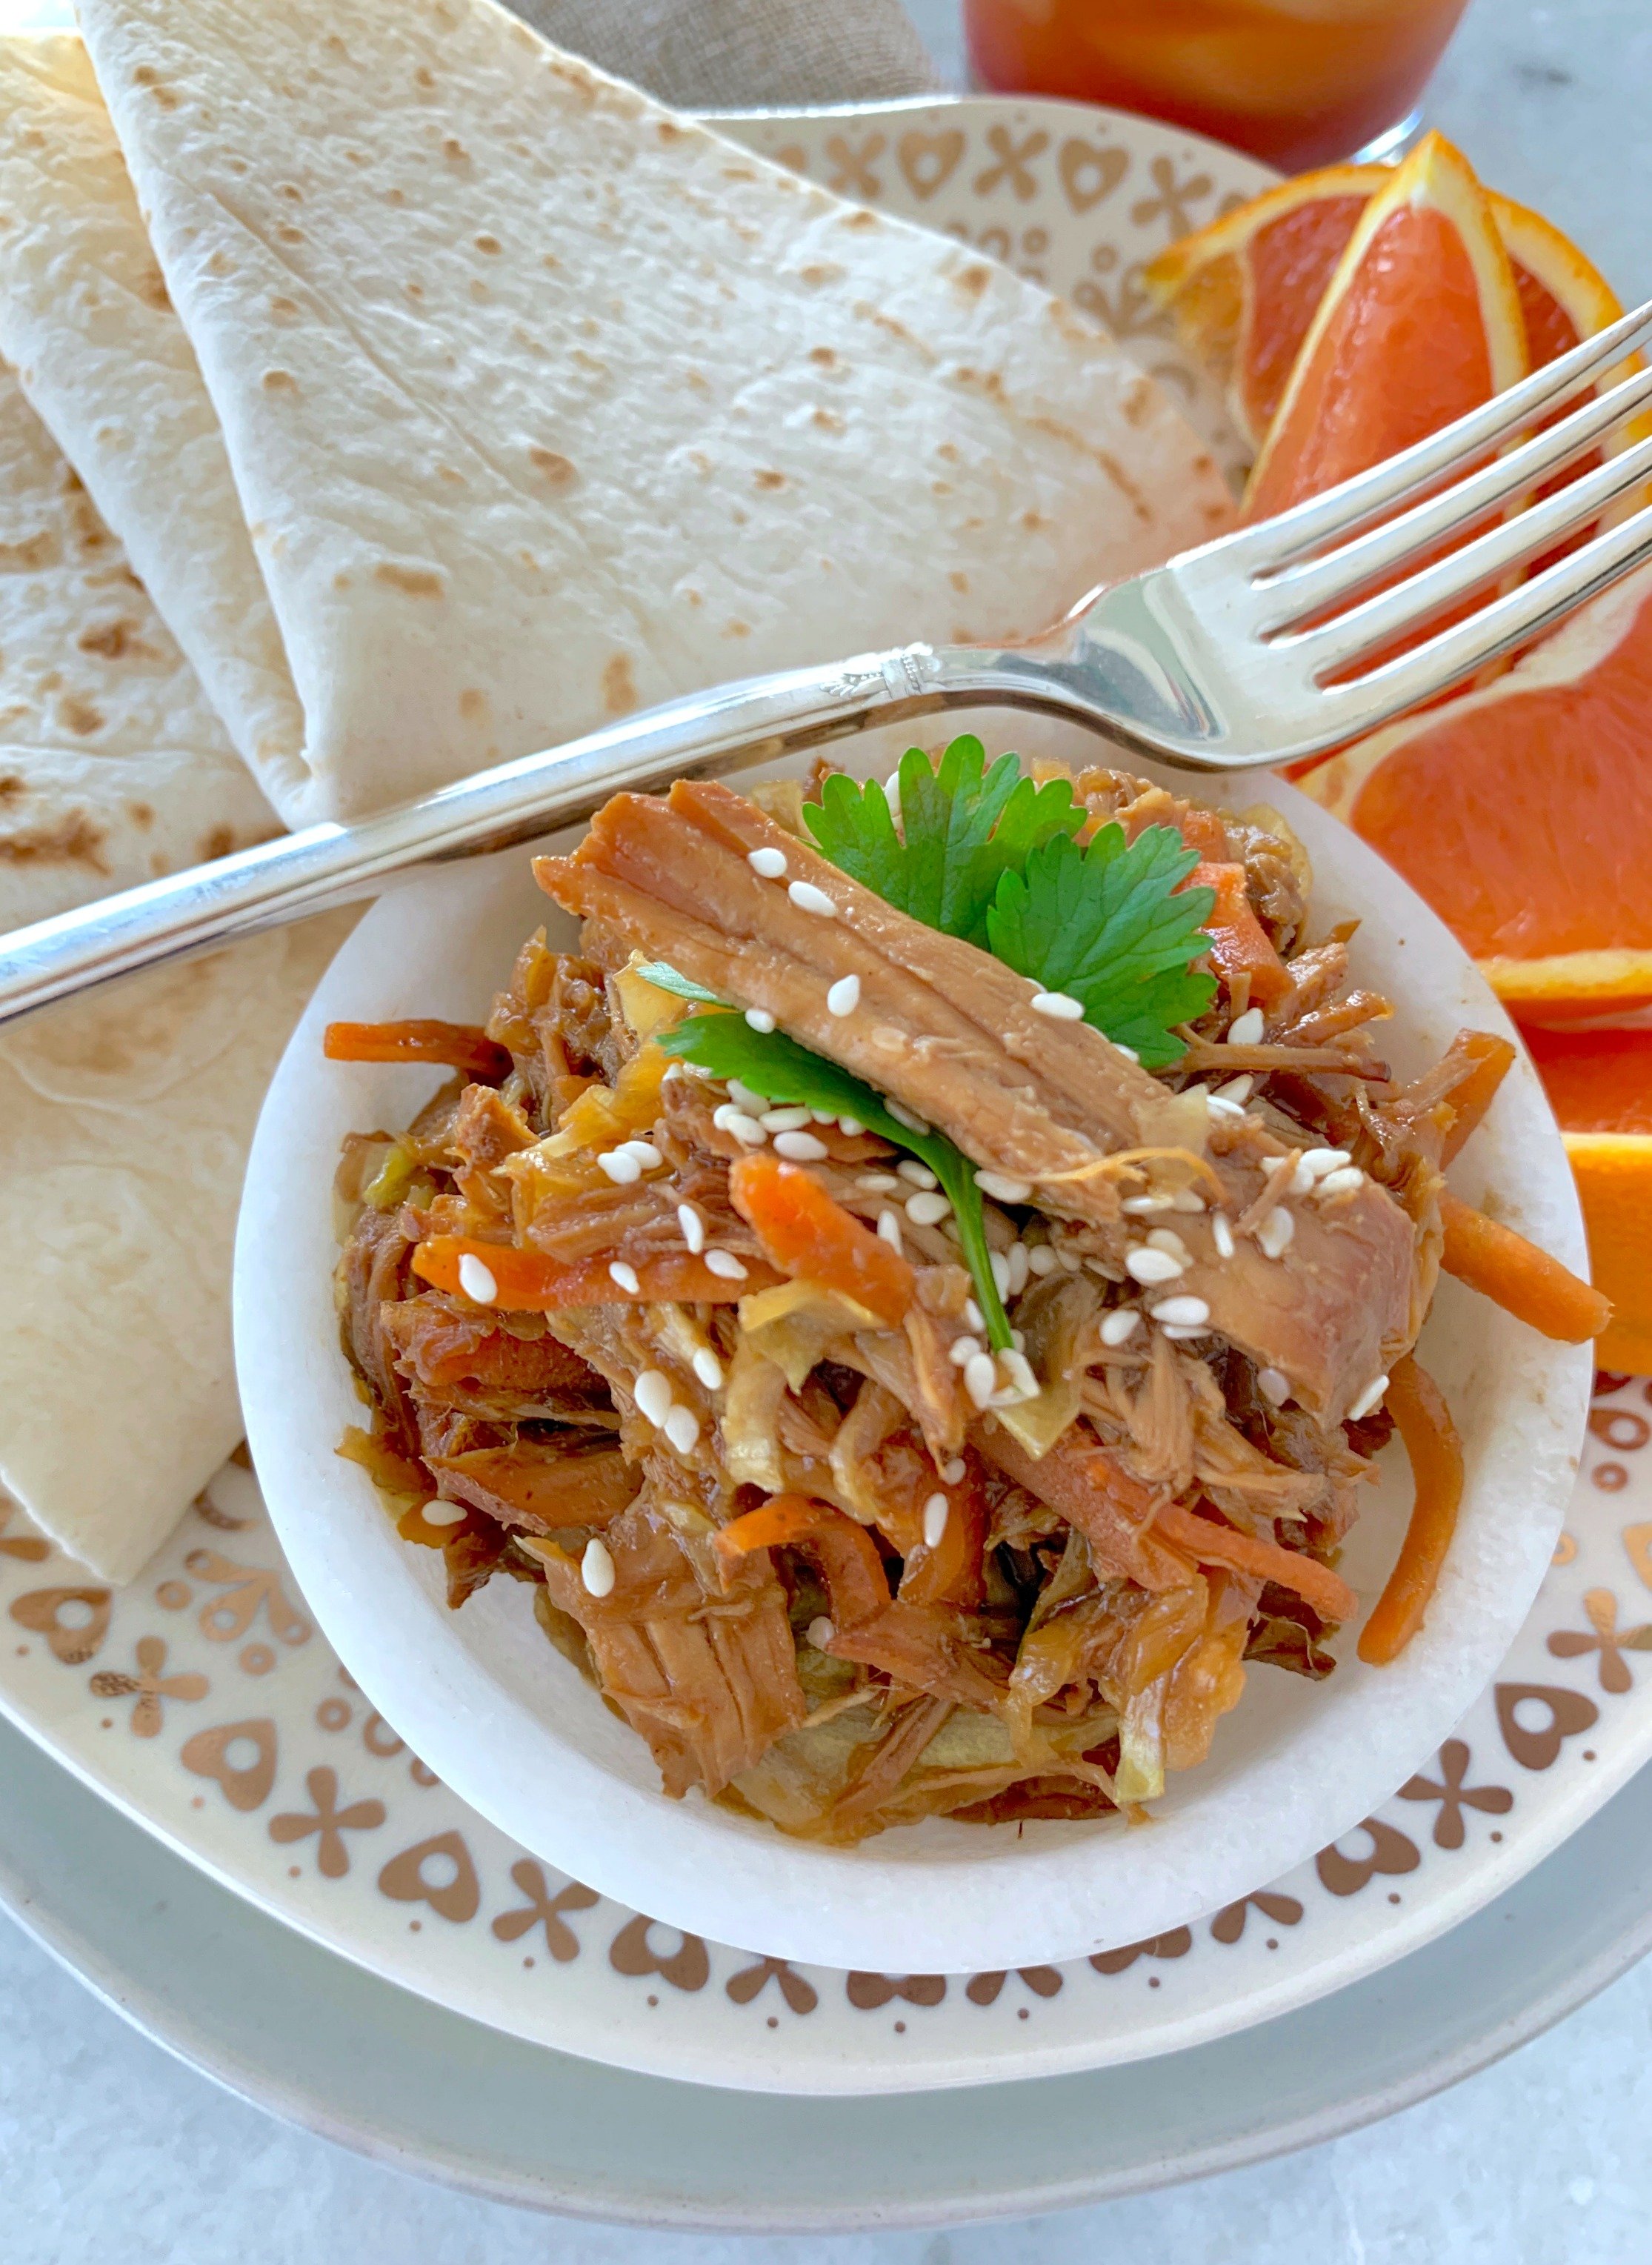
left=987, top=824, right=1218, bottom=1070
left=804, top=734, right=1083, bottom=949
left=656, top=1008, right=1012, bottom=1350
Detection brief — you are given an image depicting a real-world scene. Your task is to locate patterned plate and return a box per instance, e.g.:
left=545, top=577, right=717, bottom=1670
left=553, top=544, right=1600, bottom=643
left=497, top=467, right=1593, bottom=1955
left=1, top=98, right=1643, bottom=2097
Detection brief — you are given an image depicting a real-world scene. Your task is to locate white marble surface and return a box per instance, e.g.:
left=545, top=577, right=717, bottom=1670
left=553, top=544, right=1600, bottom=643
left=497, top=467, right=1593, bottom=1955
left=5, top=0, right=1652, bottom=2256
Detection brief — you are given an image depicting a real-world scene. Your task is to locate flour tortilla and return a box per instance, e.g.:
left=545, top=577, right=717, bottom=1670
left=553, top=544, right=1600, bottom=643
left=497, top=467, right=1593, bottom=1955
left=70, top=0, right=1234, bottom=826
left=0, top=36, right=309, bottom=815
left=0, top=345, right=342, bottom=1584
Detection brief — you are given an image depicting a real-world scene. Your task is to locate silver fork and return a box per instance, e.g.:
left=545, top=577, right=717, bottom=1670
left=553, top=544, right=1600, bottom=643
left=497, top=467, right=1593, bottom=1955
left=5, top=297, right=1652, bottom=1026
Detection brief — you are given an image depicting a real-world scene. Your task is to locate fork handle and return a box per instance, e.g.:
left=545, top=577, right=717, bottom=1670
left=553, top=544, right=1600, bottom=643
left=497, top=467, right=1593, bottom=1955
left=0, top=639, right=1081, bottom=1025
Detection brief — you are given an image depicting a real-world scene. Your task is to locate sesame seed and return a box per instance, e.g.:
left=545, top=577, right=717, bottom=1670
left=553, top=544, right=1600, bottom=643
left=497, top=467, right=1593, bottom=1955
left=663, top=1406, right=700, bottom=1454
left=1289, top=1154, right=1318, bottom=1197
left=1007, top=1242, right=1030, bottom=1295
left=744, top=1008, right=777, bottom=1034
left=922, top=1493, right=949, bottom=1547
left=1348, top=1373, right=1390, bottom=1423
left=633, top=1370, right=673, bottom=1427
left=947, top=1335, right=982, bottom=1367
left=760, top=1105, right=812, bottom=1131
left=775, top=1130, right=830, bottom=1161
left=941, top=1457, right=967, bottom=1484
left=1027, top=1245, right=1058, bottom=1277
left=597, top=1147, right=642, bottom=1184
left=1100, top=1308, right=1141, bottom=1346
left=1316, top=1166, right=1365, bottom=1198
left=788, top=879, right=837, bottom=917
left=619, top=1140, right=662, bottom=1171
left=876, top=1207, right=904, bottom=1255
left=1159, top=1323, right=1206, bottom=1342
left=1211, top=1212, right=1236, bottom=1260
left=1170, top=1189, right=1207, bottom=1214
left=1256, top=1206, right=1295, bottom=1260
left=988, top=1249, right=1011, bottom=1298
left=857, top=1172, right=899, bottom=1192
left=963, top=1351, right=998, bottom=1408
left=975, top=1169, right=1033, bottom=1203
left=1257, top=1366, right=1290, bottom=1406
left=827, top=974, right=861, bottom=1017
left=456, top=1253, right=497, bottom=1304
left=703, top=1249, right=748, bottom=1280
left=905, top=1190, right=951, bottom=1227
left=728, top=1080, right=768, bottom=1114
left=807, top=1615, right=836, bottom=1650
left=1302, top=1147, right=1353, bottom=1176
left=897, top=1160, right=938, bottom=1188
left=677, top=1202, right=705, bottom=1254
left=1126, top=1245, right=1185, bottom=1284
left=1211, top=1074, right=1253, bottom=1105
left=838, top=1117, right=864, bottom=1137
left=1145, top=1226, right=1189, bottom=1261
left=711, top=1104, right=767, bottom=1146
left=747, top=845, right=788, bottom=879
left=999, top=1349, right=1039, bottom=1400
left=1056, top=1245, right=1083, bottom=1271
left=692, top=1347, right=725, bottom=1391
left=607, top=1260, right=641, bottom=1294
left=1030, top=991, right=1085, bottom=1020
left=1150, top=1295, right=1211, bottom=1328
left=422, top=1500, right=467, bottom=1527
left=1113, top=1042, right=1140, bottom=1063
left=581, top=1537, right=616, bottom=1597
left=1226, top=1007, right=1265, bottom=1045
left=810, top=1114, right=838, bottom=1135
left=1123, top=1192, right=1176, bottom=1216
left=1208, top=1094, right=1248, bottom=1120
left=964, top=1297, right=985, bottom=1331
left=885, top=1099, right=931, bottom=1134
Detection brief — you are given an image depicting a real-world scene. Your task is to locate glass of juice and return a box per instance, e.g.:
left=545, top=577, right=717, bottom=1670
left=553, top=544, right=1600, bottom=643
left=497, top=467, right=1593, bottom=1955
left=962, top=0, right=1474, bottom=173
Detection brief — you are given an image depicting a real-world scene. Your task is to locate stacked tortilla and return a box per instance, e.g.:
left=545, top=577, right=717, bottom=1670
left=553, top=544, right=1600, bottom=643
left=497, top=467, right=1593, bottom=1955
left=0, top=0, right=1231, bottom=1579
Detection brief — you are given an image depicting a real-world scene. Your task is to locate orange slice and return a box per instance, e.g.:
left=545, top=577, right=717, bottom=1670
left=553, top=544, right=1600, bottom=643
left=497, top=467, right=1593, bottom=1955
left=1244, top=133, right=1527, bottom=523
left=1528, top=1027, right=1652, bottom=1374
left=1296, top=562, right=1652, bottom=1017
left=1143, top=164, right=1388, bottom=455
left=1490, top=192, right=1624, bottom=366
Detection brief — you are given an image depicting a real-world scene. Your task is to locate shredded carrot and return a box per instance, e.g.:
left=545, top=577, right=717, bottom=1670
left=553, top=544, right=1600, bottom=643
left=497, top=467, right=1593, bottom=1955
left=411, top=1236, right=780, bottom=1311
left=1439, top=1190, right=1611, bottom=1343
left=1439, top=1031, right=1517, bottom=1165
left=1154, top=1500, right=1356, bottom=1625
left=1188, top=862, right=1292, bottom=1007
left=727, top=1151, right=915, bottom=1329
left=1357, top=1356, right=1464, bottom=1666
left=714, top=1494, right=891, bottom=1628
left=896, top=1454, right=988, bottom=1609
left=324, top=1018, right=512, bottom=1082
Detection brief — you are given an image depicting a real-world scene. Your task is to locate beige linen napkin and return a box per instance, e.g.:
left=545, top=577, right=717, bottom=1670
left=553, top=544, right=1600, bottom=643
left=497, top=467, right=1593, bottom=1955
left=507, top=0, right=941, bottom=107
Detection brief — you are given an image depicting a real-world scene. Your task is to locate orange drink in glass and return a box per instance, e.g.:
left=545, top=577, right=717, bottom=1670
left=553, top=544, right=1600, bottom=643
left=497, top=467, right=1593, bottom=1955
left=962, top=0, right=1473, bottom=172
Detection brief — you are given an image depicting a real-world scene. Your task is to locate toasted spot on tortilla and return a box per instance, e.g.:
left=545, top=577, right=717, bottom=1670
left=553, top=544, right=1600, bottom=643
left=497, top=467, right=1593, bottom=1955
left=658, top=119, right=689, bottom=144
left=0, top=530, right=59, bottom=573
left=127, top=801, right=154, bottom=829
left=684, top=368, right=710, bottom=395
left=373, top=562, right=445, bottom=599
left=261, top=368, right=298, bottom=393
left=530, top=447, right=575, bottom=486
left=812, top=407, right=844, bottom=433
left=442, top=136, right=469, bottom=163
left=276, top=224, right=304, bottom=245
left=0, top=775, right=24, bottom=805
left=931, top=480, right=953, bottom=496
left=797, top=263, right=845, bottom=287
left=722, top=165, right=758, bottom=182
left=936, top=442, right=959, bottom=462
left=950, top=571, right=969, bottom=594
left=725, top=620, right=751, bottom=638
left=140, top=265, right=173, bottom=308
left=459, top=688, right=488, bottom=721
left=404, top=280, right=424, bottom=301
left=1, top=812, right=109, bottom=871
left=270, top=295, right=300, bottom=322
left=57, top=694, right=104, bottom=739
left=1022, top=509, right=1052, bottom=533
left=37, top=671, right=61, bottom=693
left=77, top=617, right=148, bottom=661
left=277, top=183, right=304, bottom=204
left=542, top=253, right=560, bottom=272
left=415, top=64, right=436, bottom=89
left=808, top=346, right=838, bottom=367
left=1122, top=379, right=1153, bottom=428
left=841, top=210, right=879, bottom=233
left=683, top=588, right=703, bottom=608
left=200, top=824, right=236, bottom=862
left=437, top=465, right=467, bottom=486
left=475, top=233, right=502, bottom=255
left=469, top=279, right=491, bottom=303
left=387, top=187, right=407, bottom=206
left=754, top=469, right=786, bottom=491
left=602, top=656, right=638, bottom=715
left=953, top=263, right=993, bottom=299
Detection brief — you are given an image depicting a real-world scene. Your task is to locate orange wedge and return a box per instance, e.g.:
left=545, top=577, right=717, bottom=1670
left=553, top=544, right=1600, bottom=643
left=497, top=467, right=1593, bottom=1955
left=1296, top=562, right=1652, bottom=1018
left=1528, top=1027, right=1652, bottom=1374
left=1244, top=133, right=1527, bottom=522
left=1490, top=193, right=1625, bottom=366
left=1144, top=164, right=1388, bottom=455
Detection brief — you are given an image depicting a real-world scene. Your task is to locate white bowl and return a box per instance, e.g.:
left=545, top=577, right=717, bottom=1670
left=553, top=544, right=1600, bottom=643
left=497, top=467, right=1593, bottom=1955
left=235, top=722, right=1590, bottom=1972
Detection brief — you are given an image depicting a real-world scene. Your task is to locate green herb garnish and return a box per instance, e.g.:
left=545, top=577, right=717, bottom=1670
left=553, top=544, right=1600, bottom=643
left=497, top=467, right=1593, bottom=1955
left=636, top=961, right=724, bottom=1005
left=987, top=824, right=1217, bottom=1070
left=803, top=734, right=1083, bottom=950
left=656, top=1011, right=1012, bottom=1351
